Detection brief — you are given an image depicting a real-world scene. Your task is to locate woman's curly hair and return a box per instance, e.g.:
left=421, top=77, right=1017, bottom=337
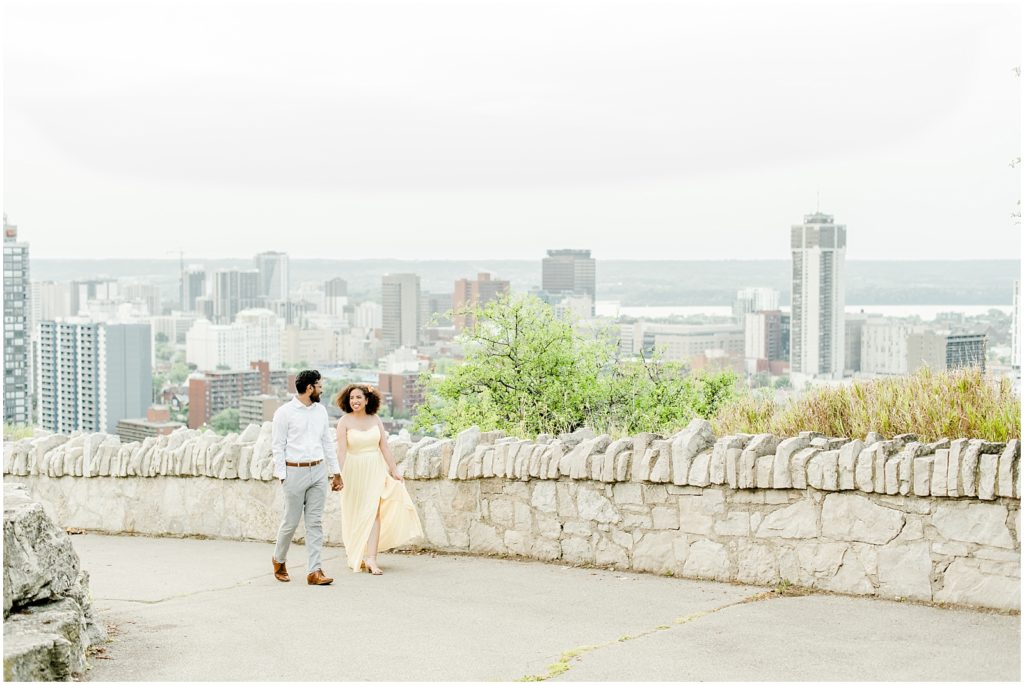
left=335, top=383, right=382, bottom=415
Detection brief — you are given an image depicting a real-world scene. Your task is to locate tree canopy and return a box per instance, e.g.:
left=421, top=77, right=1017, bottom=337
left=413, top=294, right=738, bottom=438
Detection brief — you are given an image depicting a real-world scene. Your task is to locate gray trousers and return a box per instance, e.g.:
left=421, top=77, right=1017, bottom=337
left=273, top=462, right=329, bottom=573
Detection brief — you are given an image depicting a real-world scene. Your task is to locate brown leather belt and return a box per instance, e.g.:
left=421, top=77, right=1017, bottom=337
left=285, top=460, right=323, bottom=468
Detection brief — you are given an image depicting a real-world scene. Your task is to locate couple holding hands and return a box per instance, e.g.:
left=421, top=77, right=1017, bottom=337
left=270, top=370, right=423, bottom=584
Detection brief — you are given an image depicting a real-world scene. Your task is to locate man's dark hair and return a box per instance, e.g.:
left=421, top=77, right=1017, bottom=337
left=295, top=369, right=321, bottom=395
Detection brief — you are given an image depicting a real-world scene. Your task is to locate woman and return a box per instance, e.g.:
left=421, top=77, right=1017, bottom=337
left=335, top=384, right=423, bottom=575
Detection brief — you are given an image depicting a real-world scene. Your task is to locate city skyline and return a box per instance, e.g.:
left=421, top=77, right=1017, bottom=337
left=4, top=1, right=1020, bottom=261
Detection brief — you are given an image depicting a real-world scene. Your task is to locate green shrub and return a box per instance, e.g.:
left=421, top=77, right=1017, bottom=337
left=413, top=294, right=739, bottom=438
left=714, top=368, right=1020, bottom=441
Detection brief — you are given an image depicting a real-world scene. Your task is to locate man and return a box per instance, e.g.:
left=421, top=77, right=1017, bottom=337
left=271, top=369, right=343, bottom=585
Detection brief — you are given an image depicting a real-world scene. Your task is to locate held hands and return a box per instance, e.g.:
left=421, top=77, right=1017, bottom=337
left=330, top=474, right=344, bottom=491
left=388, top=467, right=403, bottom=482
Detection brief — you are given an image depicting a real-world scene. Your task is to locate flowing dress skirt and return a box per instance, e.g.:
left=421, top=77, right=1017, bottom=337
left=340, top=427, right=423, bottom=571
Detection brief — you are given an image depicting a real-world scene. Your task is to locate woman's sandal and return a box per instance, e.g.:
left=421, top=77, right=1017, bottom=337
left=363, top=557, right=383, bottom=575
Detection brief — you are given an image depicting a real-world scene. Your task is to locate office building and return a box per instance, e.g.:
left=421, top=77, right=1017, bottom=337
left=324, top=278, right=348, bottom=317
left=733, top=287, right=780, bottom=321
left=354, top=301, right=383, bottom=330
left=31, top=281, right=72, bottom=324
left=121, top=282, right=162, bottom=316
left=906, top=331, right=987, bottom=374
left=382, top=274, right=421, bottom=352
left=542, top=249, right=596, bottom=316
left=623, top=322, right=744, bottom=363
left=860, top=319, right=919, bottom=376
left=255, top=251, right=289, bottom=301
left=187, top=361, right=291, bottom=428
left=3, top=218, right=31, bottom=424
left=37, top=320, right=152, bottom=434
left=790, top=211, right=846, bottom=381
left=117, top=405, right=184, bottom=443
left=453, top=272, right=510, bottom=330
left=186, top=309, right=282, bottom=371
left=182, top=268, right=207, bottom=312
left=211, top=269, right=261, bottom=324
left=150, top=312, right=198, bottom=345
left=744, top=310, right=790, bottom=374
left=239, top=394, right=287, bottom=426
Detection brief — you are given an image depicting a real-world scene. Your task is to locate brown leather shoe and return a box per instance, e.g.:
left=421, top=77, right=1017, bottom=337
left=307, top=568, right=334, bottom=585
left=272, top=557, right=289, bottom=582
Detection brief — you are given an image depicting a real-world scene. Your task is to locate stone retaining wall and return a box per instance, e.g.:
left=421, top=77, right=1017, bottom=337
left=4, top=420, right=1020, bottom=611
left=3, top=483, right=105, bottom=681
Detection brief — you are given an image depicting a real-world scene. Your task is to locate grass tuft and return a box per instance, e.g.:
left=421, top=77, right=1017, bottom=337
left=713, top=368, right=1019, bottom=442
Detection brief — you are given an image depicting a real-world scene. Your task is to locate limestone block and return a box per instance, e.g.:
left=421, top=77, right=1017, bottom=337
left=514, top=501, right=532, bottom=529
left=821, top=493, right=905, bottom=544
left=794, top=542, right=848, bottom=585
left=724, top=448, right=744, bottom=488
left=531, top=537, right=562, bottom=561
left=912, top=456, right=934, bottom=496
left=670, top=419, right=715, bottom=485
left=733, top=540, right=779, bottom=585
left=687, top=449, right=712, bottom=487
left=772, top=435, right=810, bottom=489
left=546, top=441, right=567, bottom=480
left=709, top=435, right=750, bottom=486
left=632, top=531, right=677, bottom=573
left=883, top=454, right=900, bottom=495
left=755, top=499, right=818, bottom=539
left=977, top=452, right=998, bottom=501
left=934, top=558, right=1021, bottom=610
left=601, top=438, right=632, bottom=482
left=449, top=426, right=482, bottom=479
left=468, top=521, right=505, bottom=554
left=682, top=539, right=730, bottom=580
left=932, top=541, right=970, bottom=557
left=931, top=502, right=1014, bottom=549
left=529, top=482, right=557, bottom=514
left=612, top=483, right=643, bottom=505
left=614, top=449, right=631, bottom=482
left=631, top=446, right=657, bottom=483
left=873, top=441, right=891, bottom=493
left=959, top=440, right=984, bottom=497
left=837, top=439, right=863, bottom=490
left=576, top=487, right=620, bottom=524
left=754, top=455, right=774, bottom=488
left=930, top=449, right=949, bottom=497
left=556, top=537, right=593, bottom=566
left=488, top=497, right=515, bottom=528
left=480, top=429, right=506, bottom=445
left=651, top=506, right=679, bottom=530
left=807, top=450, right=839, bottom=491
left=714, top=512, right=750, bottom=537
left=877, top=542, right=932, bottom=602
left=821, top=547, right=875, bottom=595
left=790, top=447, right=818, bottom=489
left=996, top=439, right=1018, bottom=498
left=898, top=443, right=921, bottom=496
left=3, top=485, right=80, bottom=617
left=678, top=496, right=714, bottom=535
left=946, top=438, right=968, bottom=497
left=649, top=440, right=672, bottom=483
left=594, top=536, right=629, bottom=568
left=504, top=531, right=532, bottom=557
left=556, top=483, right=578, bottom=518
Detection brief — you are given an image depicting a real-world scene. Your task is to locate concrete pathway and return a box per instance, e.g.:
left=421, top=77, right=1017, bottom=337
left=72, top=534, right=1020, bottom=682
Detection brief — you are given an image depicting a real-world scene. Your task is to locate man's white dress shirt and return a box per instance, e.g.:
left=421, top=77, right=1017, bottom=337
left=271, top=397, right=340, bottom=480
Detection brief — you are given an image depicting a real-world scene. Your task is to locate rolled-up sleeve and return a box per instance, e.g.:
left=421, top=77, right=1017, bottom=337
left=321, top=408, right=339, bottom=474
left=272, top=404, right=289, bottom=480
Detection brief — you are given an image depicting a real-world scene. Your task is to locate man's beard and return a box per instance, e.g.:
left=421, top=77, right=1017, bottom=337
left=310, top=390, right=321, bottom=403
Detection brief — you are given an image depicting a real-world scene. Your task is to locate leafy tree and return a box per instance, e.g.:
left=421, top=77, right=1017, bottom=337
left=155, top=332, right=169, bottom=344
left=209, top=408, right=240, bottom=434
left=413, top=294, right=738, bottom=438
left=168, top=361, right=191, bottom=384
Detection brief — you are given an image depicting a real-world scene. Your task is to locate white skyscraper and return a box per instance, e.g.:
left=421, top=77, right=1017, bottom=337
left=37, top=320, right=152, bottom=434
left=733, top=287, right=780, bottom=320
left=790, top=211, right=847, bottom=382
left=186, top=309, right=282, bottom=370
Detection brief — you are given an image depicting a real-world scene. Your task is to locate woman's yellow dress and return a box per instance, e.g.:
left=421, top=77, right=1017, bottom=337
left=340, top=425, right=423, bottom=571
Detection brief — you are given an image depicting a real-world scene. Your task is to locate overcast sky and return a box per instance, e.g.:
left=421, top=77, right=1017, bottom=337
left=3, top=0, right=1021, bottom=260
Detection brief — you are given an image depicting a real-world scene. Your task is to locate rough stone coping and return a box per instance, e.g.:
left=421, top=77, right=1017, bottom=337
left=2, top=420, right=1019, bottom=501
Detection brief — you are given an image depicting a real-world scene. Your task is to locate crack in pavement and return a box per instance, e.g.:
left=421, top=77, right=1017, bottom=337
left=515, top=590, right=779, bottom=682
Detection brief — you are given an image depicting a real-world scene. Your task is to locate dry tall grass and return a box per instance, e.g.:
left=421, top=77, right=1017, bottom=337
left=713, top=368, right=1020, bottom=442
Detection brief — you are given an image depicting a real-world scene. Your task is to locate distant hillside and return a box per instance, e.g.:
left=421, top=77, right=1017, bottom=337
left=30, top=259, right=1019, bottom=306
